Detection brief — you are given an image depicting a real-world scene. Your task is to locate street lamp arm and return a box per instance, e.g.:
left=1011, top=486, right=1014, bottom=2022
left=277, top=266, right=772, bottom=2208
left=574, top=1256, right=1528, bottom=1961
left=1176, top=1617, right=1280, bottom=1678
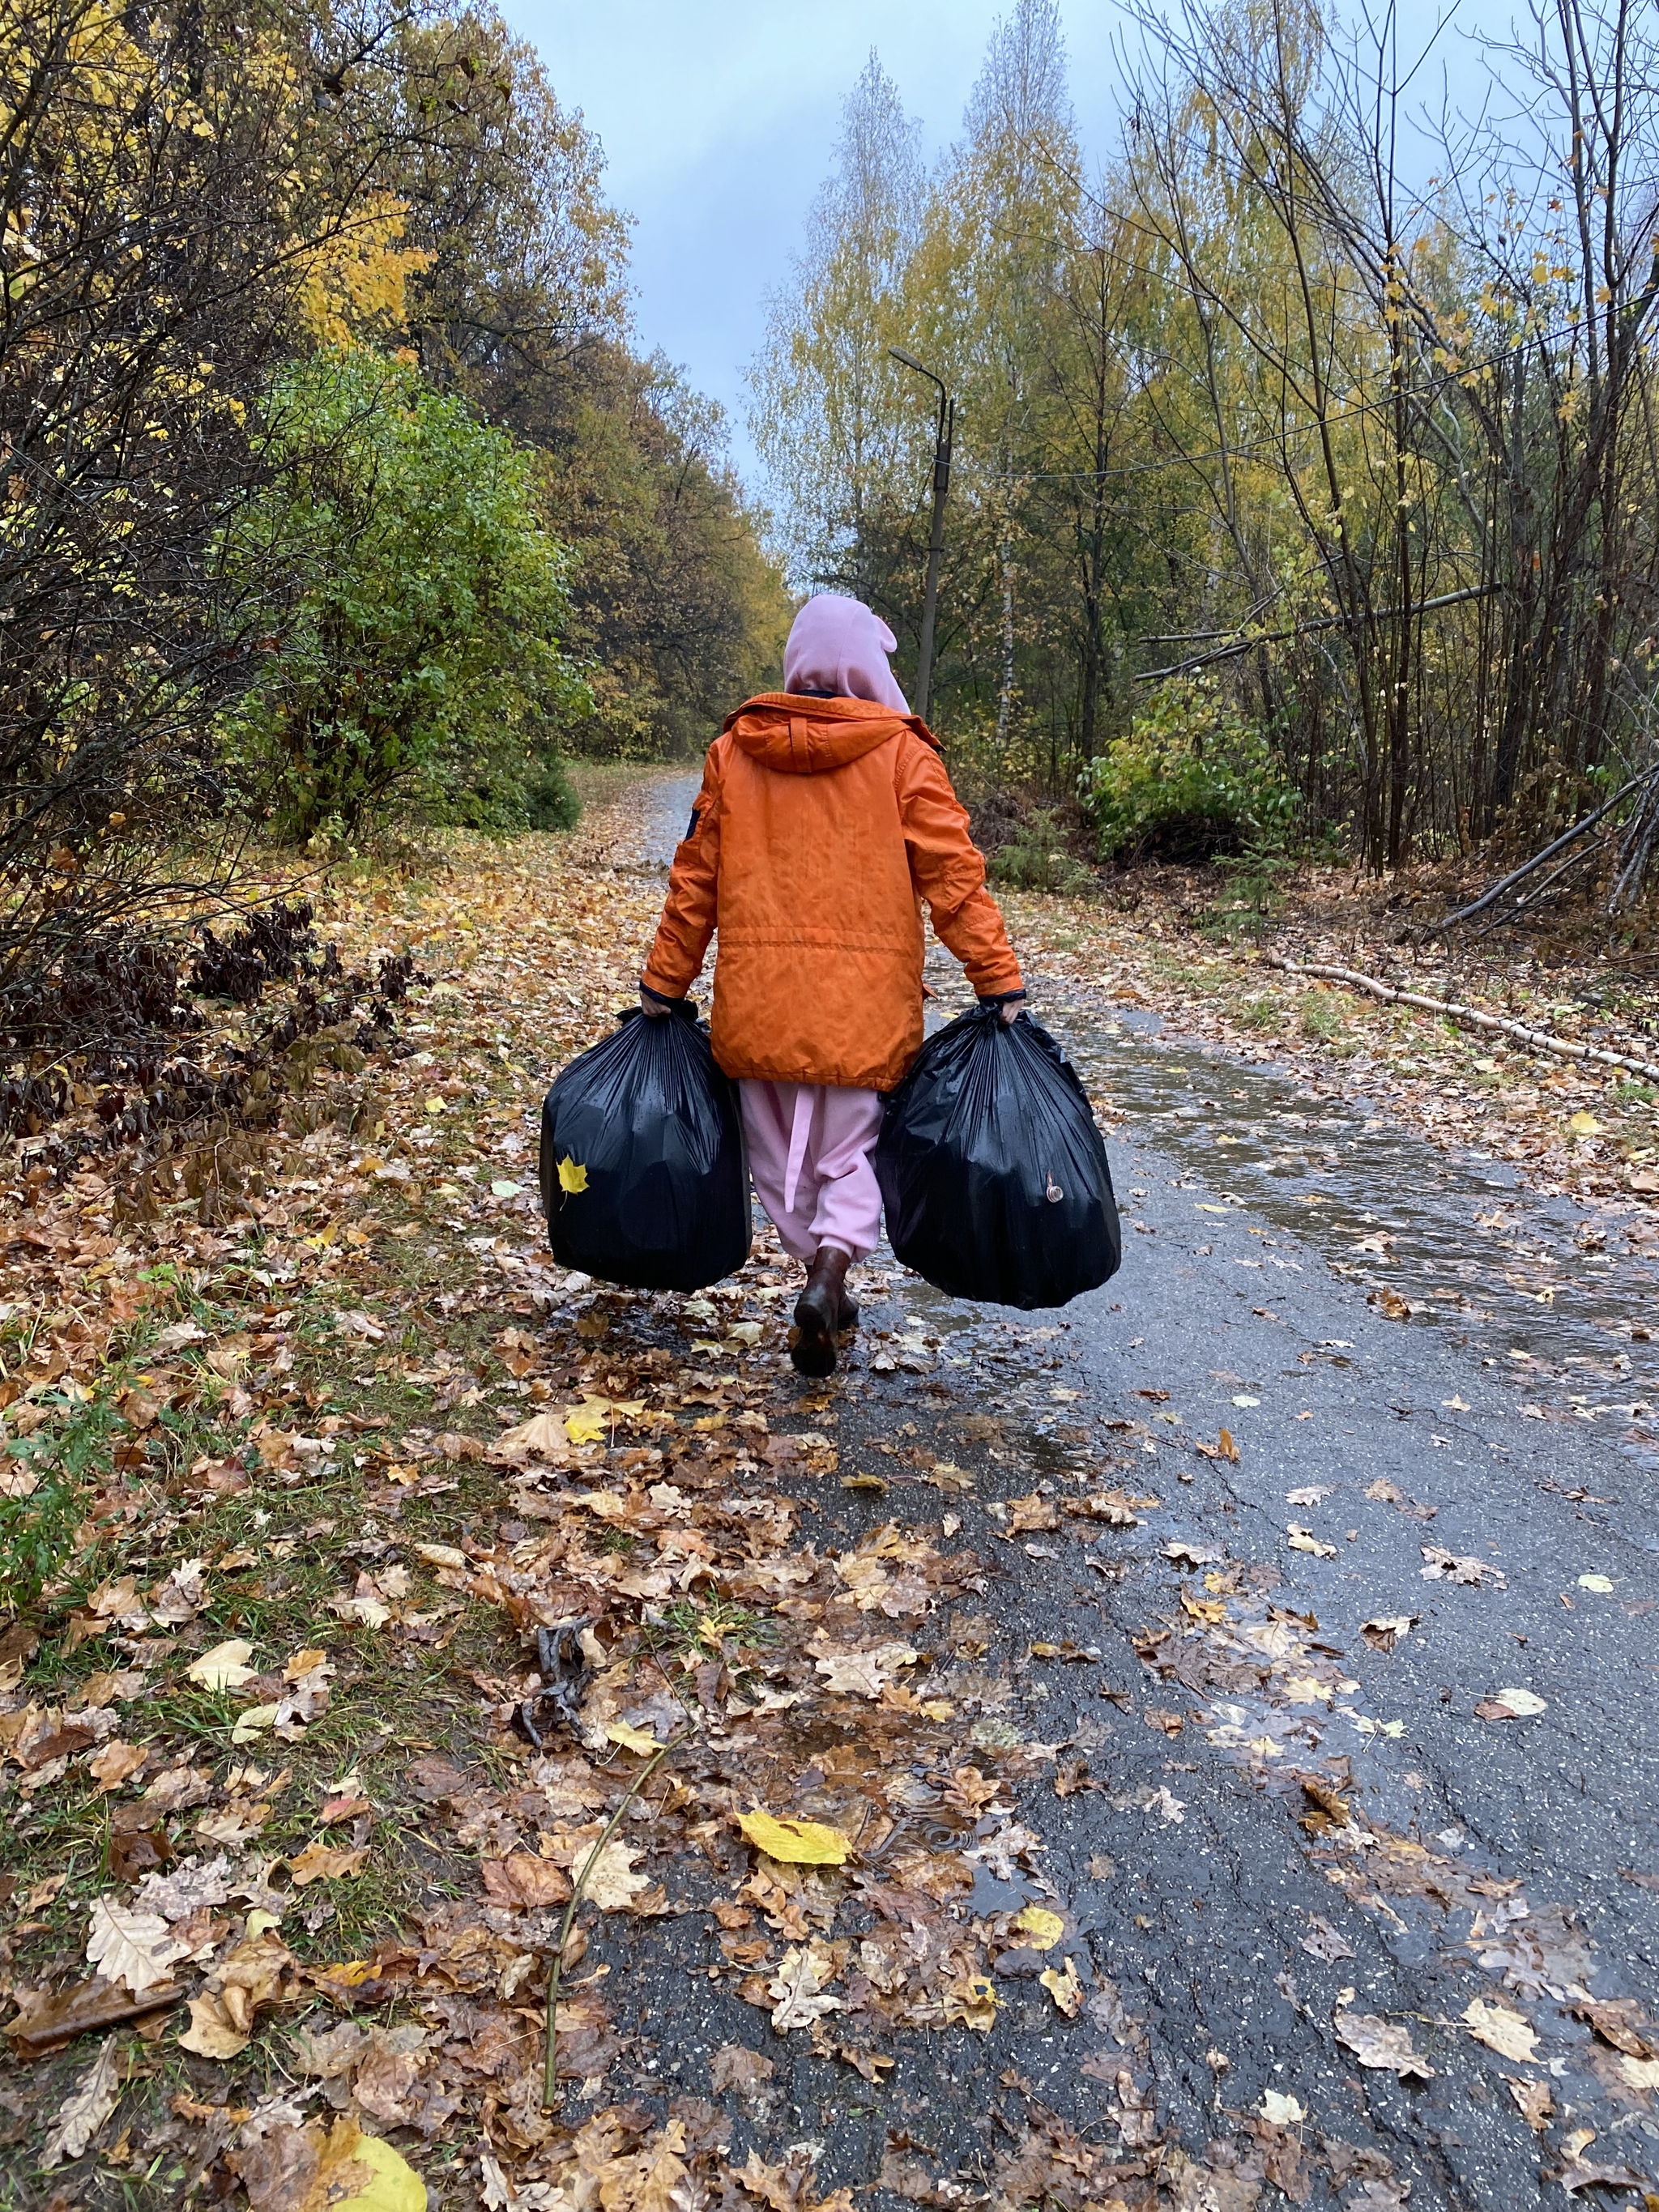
left=888, top=345, right=946, bottom=405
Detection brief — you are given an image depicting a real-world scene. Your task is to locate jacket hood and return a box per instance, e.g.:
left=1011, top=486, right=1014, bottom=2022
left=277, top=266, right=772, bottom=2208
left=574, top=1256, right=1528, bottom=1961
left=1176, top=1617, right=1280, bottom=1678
left=725, top=692, right=940, bottom=774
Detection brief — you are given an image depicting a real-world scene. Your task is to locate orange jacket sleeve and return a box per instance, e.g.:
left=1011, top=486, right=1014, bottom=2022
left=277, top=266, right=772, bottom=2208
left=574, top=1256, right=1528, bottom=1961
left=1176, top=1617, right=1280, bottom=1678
left=642, top=746, right=723, bottom=999
left=896, top=737, right=1024, bottom=999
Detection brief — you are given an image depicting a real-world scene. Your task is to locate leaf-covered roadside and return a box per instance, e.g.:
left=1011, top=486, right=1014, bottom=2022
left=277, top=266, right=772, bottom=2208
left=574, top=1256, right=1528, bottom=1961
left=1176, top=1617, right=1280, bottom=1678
left=0, top=795, right=1172, bottom=2208
left=6, top=782, right=1658, bottom=2211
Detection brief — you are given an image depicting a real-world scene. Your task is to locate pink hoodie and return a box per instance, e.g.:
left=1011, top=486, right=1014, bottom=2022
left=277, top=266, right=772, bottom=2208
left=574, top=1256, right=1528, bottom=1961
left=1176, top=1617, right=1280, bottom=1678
left=783, top=593, right=911, bottom=714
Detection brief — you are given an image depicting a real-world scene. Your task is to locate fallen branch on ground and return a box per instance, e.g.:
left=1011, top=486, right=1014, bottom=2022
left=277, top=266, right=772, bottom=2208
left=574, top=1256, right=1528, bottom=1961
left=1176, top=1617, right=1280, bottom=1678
left=1261, top=955, right=1659, bottom=1085
left=543, top=1729, right=689, bottom=2109
left=1428, top=765, right=1659, bottom=935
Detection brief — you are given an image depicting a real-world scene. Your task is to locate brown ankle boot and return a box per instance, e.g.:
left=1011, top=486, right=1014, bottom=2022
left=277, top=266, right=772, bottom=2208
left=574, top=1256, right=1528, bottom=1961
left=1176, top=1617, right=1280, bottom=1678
left=792, top=1245, right=852, bottom=1376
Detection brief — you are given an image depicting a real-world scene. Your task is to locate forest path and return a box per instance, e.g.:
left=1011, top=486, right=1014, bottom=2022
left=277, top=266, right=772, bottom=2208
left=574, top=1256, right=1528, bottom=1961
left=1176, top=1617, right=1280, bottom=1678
left=5, top=775, right=1655, bottom=2210
left=578, top=765, right=1659, bottom=2209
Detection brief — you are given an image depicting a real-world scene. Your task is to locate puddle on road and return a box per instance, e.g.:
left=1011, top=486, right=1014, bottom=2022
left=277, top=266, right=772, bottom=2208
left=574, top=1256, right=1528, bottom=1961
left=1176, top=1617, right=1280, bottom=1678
left=1045, top=977, right=1659, bottom=1432
left=629, top=773, right=1659, bottom=1436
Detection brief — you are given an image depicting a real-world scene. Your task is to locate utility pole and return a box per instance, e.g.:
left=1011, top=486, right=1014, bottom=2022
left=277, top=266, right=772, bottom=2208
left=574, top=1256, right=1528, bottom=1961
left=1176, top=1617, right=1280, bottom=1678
left=889, top=347, right=953, bottom=722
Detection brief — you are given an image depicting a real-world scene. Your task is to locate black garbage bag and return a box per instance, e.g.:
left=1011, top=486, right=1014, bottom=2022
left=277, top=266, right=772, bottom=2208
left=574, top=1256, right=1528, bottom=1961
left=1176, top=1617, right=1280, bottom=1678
left=875, top=1002, right=1120, bottom=1310
left=539, top=1003, right=751, bottom=1291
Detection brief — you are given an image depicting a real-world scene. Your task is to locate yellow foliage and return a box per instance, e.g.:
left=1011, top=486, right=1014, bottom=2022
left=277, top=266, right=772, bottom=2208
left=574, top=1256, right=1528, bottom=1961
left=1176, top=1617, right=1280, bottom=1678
left=293, top=194, right=433, bottom=351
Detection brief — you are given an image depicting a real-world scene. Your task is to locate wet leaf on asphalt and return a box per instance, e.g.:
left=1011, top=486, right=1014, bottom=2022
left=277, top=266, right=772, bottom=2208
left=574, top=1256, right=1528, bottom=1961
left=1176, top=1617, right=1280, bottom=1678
left=1287, top=1525, right=1337, bottom=1558
left=1038, top=1958, right=1082, bottom=2016
left=736, top=1810, right=852, bottom=1866
left=1014, top=1905, right=1064, bottom=1951
left=1421, top=1545, right=1507, bottom=1587
left=1360, top=1614, right=1418, bottom=1651
left=1463, top=1997, right=1539, bottom=2061
left=1300, top=1915, right=1356, bottom=1963
left=1475, top=1687, right=1548, bottom=1721
left=1506, top=2075, right=1554, bottom=2129
left=766, top=1944, right=844, bottom=2032
left=1333, top=2004, right=1435, bottom=2078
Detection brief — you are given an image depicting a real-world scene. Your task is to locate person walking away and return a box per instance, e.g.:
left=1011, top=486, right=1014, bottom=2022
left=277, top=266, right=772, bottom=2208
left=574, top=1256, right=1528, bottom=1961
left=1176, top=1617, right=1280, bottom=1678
left=639, top=594, right=1026, bottom=1375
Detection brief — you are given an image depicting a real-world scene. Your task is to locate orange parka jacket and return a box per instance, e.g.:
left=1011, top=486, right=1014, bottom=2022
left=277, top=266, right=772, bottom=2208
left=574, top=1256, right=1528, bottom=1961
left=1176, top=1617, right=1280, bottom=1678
left=641, top=693, right=1023, bottom=1092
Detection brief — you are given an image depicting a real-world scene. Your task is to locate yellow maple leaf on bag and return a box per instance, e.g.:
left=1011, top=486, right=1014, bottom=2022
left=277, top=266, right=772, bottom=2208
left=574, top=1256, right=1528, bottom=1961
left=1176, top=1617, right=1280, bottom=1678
left=557, top=1155, right=588, bottom=1193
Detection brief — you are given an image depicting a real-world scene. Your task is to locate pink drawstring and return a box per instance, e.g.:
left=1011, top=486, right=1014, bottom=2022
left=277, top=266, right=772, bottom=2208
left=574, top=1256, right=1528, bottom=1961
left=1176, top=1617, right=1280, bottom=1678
left=783, top=1086, right=814, bottom=1214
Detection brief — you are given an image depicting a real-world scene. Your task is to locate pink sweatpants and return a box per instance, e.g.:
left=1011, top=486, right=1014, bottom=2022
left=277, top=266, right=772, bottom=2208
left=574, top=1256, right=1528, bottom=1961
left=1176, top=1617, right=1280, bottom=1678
left=739, top=1080, right=884, bottom=1263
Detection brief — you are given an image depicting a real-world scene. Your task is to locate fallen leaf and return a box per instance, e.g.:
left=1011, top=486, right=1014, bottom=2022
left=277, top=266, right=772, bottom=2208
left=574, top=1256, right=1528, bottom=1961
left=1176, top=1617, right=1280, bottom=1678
left=1333, top=2006, right=1434, bottom=2078
left=1577, top=1573, right=1614, bottom=1593
left=1569, top=1997, right=1657, bottom=2058
left=493, top=1411, right=572, bottom=1462
left=1618, top=2054, right=1659, bottom=2091
left=1497, top=1686, right=1547, bottom=1716
left=1038, top=1958, right=1083, bottom=2017
left=1420, top=1545, right=1505, bottom=1587
left=1360, top=1614, right=1418, bottom=1651
left=557, top=1156, right=587, bottom=1193
left=1301, top=1915, right=1356, bottom=1962
left=85, top=1898, right=189, bottom=1995
left=1477, top=1687, right=1548, bottom=1720
left=177, top=1994, right=252, bottom=2060
left=768, top=1944, right=843, bottom=2032
left=573, top=1838, right=650, bottom=1911
left=1259, top=2090, right=1306, bottom=2125
left=812, top=1642, right=917, bottom=1698
left=481, top=1856, right=572, bottom=1909
left=41, top=2035, right=122, bottom=2167
left=1287, top=1524, right=1337, bottom=1558
left=1014, top=1905, right=1064, bottom=1952
left=1569, top=1112, right=1601, bottom=1137
left=231, top=2115, right=422, bottom=2212
left=334, top=2130, right=427, bottom=2210
left=942, top=1972, right=998, bottom=2032
left=87, top=1740, right=147, bottom=1793
left=710, top=2043, right=776, bottom=2097
left=178, top=1929, right=296, bottom=2065
left=738, top=1809, right=852, bottom=1866
left=412, top=1543, right=467, bottom=1571
left=606, top=1720, right=663, bottom=1755
left=230, top=1703, right=279, bottom=1745
left=186, top=1638, right=258, bottom=1692
left=1507, top=2074, right=1554, bottom=2129
left=1463, top=1998, right=1538, bottom=2061
left=1550, top=2155, right=1648, bottom=2197
left=288, top=1839, right=369, bottom=1886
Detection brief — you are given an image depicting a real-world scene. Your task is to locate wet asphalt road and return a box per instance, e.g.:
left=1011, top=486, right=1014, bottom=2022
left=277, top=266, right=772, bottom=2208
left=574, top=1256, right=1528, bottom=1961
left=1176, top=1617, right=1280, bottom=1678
left=608, top=778, right=1659, bottom=2208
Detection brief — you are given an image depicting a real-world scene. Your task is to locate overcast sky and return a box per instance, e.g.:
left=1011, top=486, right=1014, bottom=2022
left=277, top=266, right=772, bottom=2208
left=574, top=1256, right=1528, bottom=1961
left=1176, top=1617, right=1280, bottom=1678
left=500, top=1, right=1495, bottom=491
